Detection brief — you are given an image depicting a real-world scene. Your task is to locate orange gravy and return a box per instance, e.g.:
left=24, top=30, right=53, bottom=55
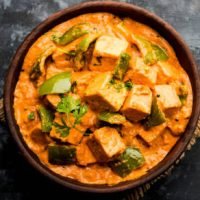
left=14, top=13, right=193, bottom=185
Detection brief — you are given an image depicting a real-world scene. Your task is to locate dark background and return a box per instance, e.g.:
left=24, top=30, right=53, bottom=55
left=0, top=0, right=200, bottom=199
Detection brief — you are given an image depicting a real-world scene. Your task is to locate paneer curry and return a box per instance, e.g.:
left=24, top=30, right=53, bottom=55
left=14, top=13, right=193, bottom=185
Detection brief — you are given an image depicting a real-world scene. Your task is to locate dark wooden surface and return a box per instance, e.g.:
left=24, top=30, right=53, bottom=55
left=0, top=0, right=200, bottom=199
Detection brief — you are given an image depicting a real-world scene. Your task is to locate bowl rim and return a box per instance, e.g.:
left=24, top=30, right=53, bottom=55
left=4, top=1, right=200, bottom=193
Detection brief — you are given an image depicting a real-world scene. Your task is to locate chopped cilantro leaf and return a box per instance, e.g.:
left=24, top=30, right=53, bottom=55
left=53, top=118, right=70, bottom=137
left=73, top=104, right=88, bottom=124
left=56, top=95, right=88, bottom=126
left=28, top=112, right=35, bottom=120
left=124, top=80, right=133, bottom=91
left=57, top=96, right=80, bottom=114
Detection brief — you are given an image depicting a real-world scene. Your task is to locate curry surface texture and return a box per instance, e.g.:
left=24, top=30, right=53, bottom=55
left=14, top=13, right=193, bottom=185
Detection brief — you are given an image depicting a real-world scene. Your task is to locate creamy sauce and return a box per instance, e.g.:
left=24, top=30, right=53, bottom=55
left=14, top=13, right=193, bottom=185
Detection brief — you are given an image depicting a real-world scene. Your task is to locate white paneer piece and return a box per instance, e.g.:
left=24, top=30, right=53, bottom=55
left=50, top=113, right=86, bottom=145
left=94, top=35, right=129, bottom=58
left=167, top=114, right=189, bottom=136
left=121, top=85, right=152, bottom=122
left=155, top=85, right=181, bottom=110
left=87, top=127, right=125, bottom=161
left=138, top=123, right=166, bottom=145
left=76, top=137, right=97, bottom=166
left=157, top=61, right=177, bottom=78
left=85, top=73, right=127, bottom=111
left=131, top=58, right=157, bottom=86
left=156, top=61, right=179, bottom=83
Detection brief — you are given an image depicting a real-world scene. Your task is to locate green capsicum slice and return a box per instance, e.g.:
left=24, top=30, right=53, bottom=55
left=132, top=35, right=168, bottom=65
left=78, top=33, right=99, bottom=52
left=152, top=44, right=169, bottom=61
left=143, top=97, right=166, bottom=128
left=98, top=112, right=126, bottom=125
left=39, top=72, right=71, bottom=96
left=48, top=145, right=76, bottom=165
left=52, top=23, right=89, bottom=45
left=38, top=106, right=54, bottom=132
left=109, top=147, right=145, bottom=178
left=132, top=35, right=155, bottom=65
left=27, top=112, right=35, bottom=120
left=178, top=83, right=188, bottom=105
left=178, top=94, right=188, bottom=105
left=114, top=53, right=131, bottom=80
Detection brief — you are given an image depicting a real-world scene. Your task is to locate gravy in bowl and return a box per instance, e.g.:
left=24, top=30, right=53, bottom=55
left=13, top=13, right=192, bottom=185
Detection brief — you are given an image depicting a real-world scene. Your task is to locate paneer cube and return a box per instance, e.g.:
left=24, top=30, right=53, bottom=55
left=121, top=85, right=152, bottom=122
left=71, top=71, right=100, bottom=97
left=50, top=125, right=85, bottom=145
left=76, top=137, right=97, bottom=166
left=80, top=108, right=98, bottom=128
left=89, top=35, right=128, bottom=72
left=130, top=58, right=157, bottom=86
left=94, top=35, right=128, bottom=58
left=156, top=61, right=180, bottom=84
left=167, top=111, right=189, bottom=135
left=87, top=127, right=125, bottom=162
left=157, top=61, right=174, bottom=78
left=138, top=123, right=166, bottom=145
left=85, top=73, right=127, bottom=111
left=155, top=85, right=181, bottom=111
left=50, top=114, right=86, bottom=145
left=167, top=118, right=189, bottom=136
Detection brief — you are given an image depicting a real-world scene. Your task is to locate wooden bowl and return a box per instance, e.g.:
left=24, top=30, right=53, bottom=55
left=3, top=1, right=200, bottom=193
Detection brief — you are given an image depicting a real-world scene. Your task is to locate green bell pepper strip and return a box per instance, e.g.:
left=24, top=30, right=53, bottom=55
left=38, top=72, right=71, bottom=96
left=48, top=145, right=76, bottom=165
left=109, top=147, right=145, bottom=178
left=133, top=35, right=168, bottom=65
left=114, top=53, right=131, bottom=80
left=27, top=112, right=35, bottom=120
left=51, top=23, right=89, bottom=45
left=178, top=84, right=188, bottom=105
left=152, top=44, right=169, bottom=61
left=136, top=36, right=156, bottom=65
left=98, top=112, right=126, bottom=125
left=178, top=94, right=188, bottom=105
left=78, top=34, right=98, bottom=52
left=38, top=106, right=54, bottom=132
left=143, top=97, right=166, bottom=128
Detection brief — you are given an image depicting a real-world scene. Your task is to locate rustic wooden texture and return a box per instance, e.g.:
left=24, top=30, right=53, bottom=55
left=0, top=1, right=198, bottom=200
